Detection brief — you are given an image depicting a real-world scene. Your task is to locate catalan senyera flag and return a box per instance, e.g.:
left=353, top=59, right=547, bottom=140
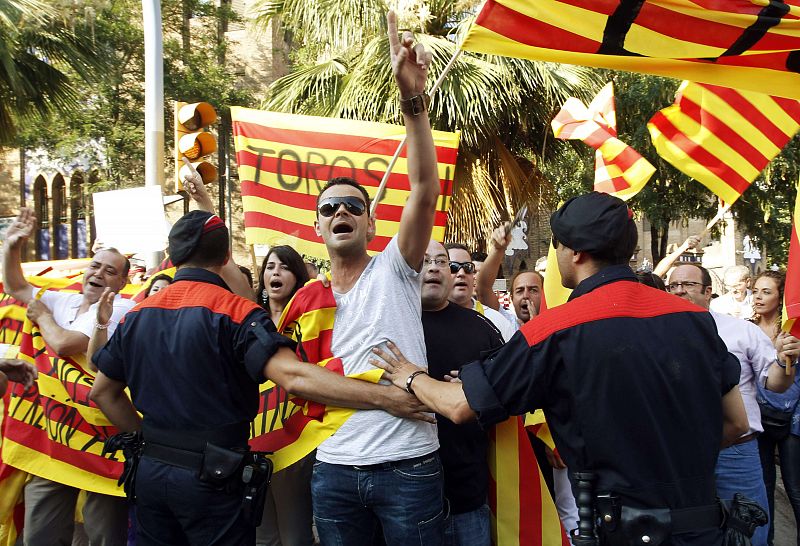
left=552, top=82, right=655, bottom=201
left=648, top=81, right=800, bottom=205
left=251, top=278, right=383, bottom=472
left=232, top=107, right=460, bottom=260
left=462, top=0, right=800, bottom=100
left=783, top=182, right=800, bottom=339
left=489, top=416, right=570, bottom=546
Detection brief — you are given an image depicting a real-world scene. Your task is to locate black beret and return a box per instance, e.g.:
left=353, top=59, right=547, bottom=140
left=168, top=210, right=227, bottom=266
left=550, top=192, right=633, bottom=255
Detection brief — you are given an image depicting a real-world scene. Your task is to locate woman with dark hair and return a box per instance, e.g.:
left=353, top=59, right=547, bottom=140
left=752, top=270, right=800, bottom=545
left=256, top=245, right=313, bottom=546
left=257, top=245, right=310, bottom=325
left=145, top=273, right=172, bottom=297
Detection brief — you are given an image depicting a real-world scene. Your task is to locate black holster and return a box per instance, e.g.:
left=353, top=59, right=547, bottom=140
left=102, top=431, right=144, bottom=500
left=240, top=451, right=273, bottom=527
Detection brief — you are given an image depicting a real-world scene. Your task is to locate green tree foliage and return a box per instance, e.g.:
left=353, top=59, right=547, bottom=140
left=14, top=0, right=255, bottom=188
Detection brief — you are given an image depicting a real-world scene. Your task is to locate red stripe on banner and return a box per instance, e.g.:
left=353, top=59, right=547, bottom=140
left=243, top=210, right=393, bottom=252
left=773, top=96, right=800, bottom=120
left=516, top=418, right=541, bottom=546
left=677, top=96, right=770, bottom=168
left=649, top=111, right=752, bottom=196
left=234, top=121, right=459, bottom=165
left=235, top=150, right=456, bottom=194
left=4, top=417, right=121, bottom=478
left=240, top=181, right=449, bottom=226
left=560, top=0, right=799, bottom=52
left=581, top=127, right=615, bottom=149
left=475, top=0, right=600, bottom=53
left=699, top=85, right=797, bottom=148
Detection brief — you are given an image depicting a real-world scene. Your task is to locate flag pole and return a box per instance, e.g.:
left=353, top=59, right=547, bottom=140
left=699, top=202, right=732, bottom=238
left=370, top=46, right=463, bottom=216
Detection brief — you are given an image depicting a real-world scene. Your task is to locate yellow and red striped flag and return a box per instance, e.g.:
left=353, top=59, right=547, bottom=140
left=461, top=0, right=800, bottom=100
left=231, top=108, right=460, bottom=260
left=648, top=81, right=800, bottom=205
left=783, top=182, right=800, bottom=338
left=253, top=278, right=382, bottom=471
left=552, top=83, right=654, bottom=201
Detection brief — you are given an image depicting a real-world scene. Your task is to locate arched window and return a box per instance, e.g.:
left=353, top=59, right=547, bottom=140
left=52, top=175, right=68, bottom=259
left=70, top=172, right=87, bottom=258
left=32, top=176, right=49, bottom=260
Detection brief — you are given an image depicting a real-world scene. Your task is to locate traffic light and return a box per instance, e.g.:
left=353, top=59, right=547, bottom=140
left=174, top=101, right=218, bottom=191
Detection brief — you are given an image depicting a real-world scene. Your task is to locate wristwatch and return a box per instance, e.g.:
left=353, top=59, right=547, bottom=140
left=405, top=370, right=429, bottom=395
left=400, top=93, right=430, bottom=116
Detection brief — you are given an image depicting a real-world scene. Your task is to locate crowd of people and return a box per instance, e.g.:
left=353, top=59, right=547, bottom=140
left=1, top=11, right=799, bottom=546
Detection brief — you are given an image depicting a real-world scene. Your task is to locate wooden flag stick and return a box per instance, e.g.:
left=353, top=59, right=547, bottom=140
left=700, top=202, right=732, bottom=238
left=370, top=46, right=463, bottom=216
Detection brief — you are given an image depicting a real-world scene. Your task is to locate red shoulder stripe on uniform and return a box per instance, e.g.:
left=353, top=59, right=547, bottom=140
left=134, top=281, right=261, bottom=323
left=521, top=281, right=706, bottom=347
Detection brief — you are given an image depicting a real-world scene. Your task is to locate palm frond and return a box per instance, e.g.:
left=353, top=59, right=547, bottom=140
left=262, top=57, right=348, bottom=115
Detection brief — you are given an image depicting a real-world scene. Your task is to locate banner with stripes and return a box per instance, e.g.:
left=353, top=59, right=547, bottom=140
left=552, top=82, right=654, bottom=201
left=231, top=108, right=461, bottom=260
left=648, top=81, right=800, bottom=204
left=461, top=0, right=800, bottom=100
left=784, top=181, right=800, bottom=338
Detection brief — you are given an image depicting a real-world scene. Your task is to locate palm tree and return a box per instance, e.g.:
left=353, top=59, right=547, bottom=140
left=0, top=0, right=105, bottom=146
left=248, top=0, right=601, bottom=249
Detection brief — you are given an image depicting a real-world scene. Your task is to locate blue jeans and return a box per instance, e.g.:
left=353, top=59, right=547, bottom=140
left=444, top=504, right=490, bottom=546
left=716, top=439, right=770, bottom=546
left=311, top=453, right=445, bottom=546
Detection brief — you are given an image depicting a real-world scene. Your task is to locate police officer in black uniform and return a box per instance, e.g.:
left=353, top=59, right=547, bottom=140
left=372, top=192, right=751, bottom=546
left=90, top=210, right=431, bottom=546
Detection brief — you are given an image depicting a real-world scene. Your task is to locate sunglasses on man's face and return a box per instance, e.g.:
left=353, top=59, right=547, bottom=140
left=317, top=196, right=367, bottom=218
left=449, top=261, right=476, bottom=274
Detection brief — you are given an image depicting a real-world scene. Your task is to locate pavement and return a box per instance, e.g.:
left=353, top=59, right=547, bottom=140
left=773, top=467, right=796, bottom=545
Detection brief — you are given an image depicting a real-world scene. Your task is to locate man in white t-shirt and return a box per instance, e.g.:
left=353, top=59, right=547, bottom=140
left=2, top=207, right=134, bottom=545
left=445, top=243, right=516, bottom=342
left=300, top=13, right=445, bottom=545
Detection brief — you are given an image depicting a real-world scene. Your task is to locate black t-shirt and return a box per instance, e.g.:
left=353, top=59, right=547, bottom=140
left=422, top=302, right=504, bottom=514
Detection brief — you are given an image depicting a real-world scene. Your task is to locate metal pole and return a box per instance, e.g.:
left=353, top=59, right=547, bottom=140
left=143, top=0, right=165, bottom=270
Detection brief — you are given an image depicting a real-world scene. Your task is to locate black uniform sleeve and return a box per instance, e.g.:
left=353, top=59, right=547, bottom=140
left=460, top=329, right=557, bottom=429
left=93, top=321, right=128, bottom=382
left=235, top=309, right=296, bottom=383
left=721, top=351, right=742, bottom=395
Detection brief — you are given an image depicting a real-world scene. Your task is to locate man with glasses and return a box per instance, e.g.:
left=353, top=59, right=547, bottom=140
left=291, top=12, right=446, bottom=545
left=444, top=243, right=515, bottom=341
left=668, top=263, right=799, bottom=546
left=419, top=239, right=503, bottom=545
left=371, top=192, right=752, bottom=545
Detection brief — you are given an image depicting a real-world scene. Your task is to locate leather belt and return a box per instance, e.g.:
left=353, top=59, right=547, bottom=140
left=670, top=503, right=725, bottom=533
left=142, top=442, right=204, bottom=471
left=733, top=432, right=758, bottom=446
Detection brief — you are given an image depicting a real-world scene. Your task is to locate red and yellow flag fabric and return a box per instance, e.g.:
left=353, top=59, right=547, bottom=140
left=783, top=182, right=800, bottom=338
left=489, top=416, right=569, bottom=546
left=461, top=0, right=800, bottom=100
left=231, top=107, right=461, bottom=260
left=251, top=278, right=382, bottom=472
left=648, top=81, right=800, bottom=205
left=552, top=82, right=654, bottom=201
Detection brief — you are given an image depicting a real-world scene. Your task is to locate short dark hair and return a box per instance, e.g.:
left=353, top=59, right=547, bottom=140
left=238, top=265, right=254, bottom=288
left=145, top=273, right=173, bottom=296
left=182, top=228, right=229, bottom=268
left=511, top=270, right=543, bottom=291
left=317, top=177, right=371, bottom=213
left=636, top=271, right=666, bottom=291
left=257, top=245, right=311, bottom=309
left=677, top=263, right=713, bottom=288
left=445, top=242, right=472, bottom=255
left=96, top=247, right=131, bottom=278
left=471, top=251, right=488, bottom=262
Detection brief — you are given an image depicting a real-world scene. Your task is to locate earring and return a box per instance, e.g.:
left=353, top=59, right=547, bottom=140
left=261, top=289, right=269, bottom=303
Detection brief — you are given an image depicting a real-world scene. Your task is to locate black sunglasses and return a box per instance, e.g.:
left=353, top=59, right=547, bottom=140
left=317, top=196, right=367, bottom=217
left=449, top=261, right=476, bottom=274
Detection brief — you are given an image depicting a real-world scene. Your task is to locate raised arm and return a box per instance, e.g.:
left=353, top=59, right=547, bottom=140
left=388, top=11, right=439, bottom=271
left=477, top=224, right=511, bottom=311
left=2, top=208, right=36, bottom=303
left=654, top=235, right=701, bottom=278
left=86, top=288, right=115, bottom=372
